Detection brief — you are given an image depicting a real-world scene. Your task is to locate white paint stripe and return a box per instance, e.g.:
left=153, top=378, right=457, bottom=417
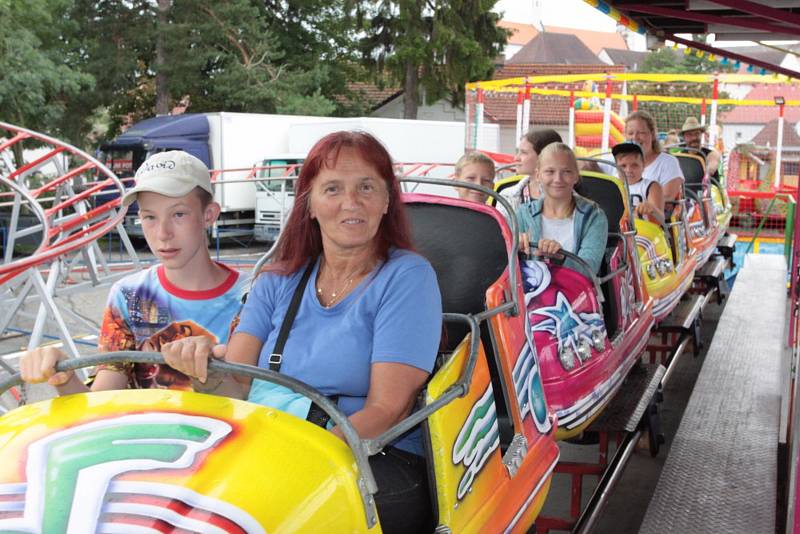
left=503, top=453, right=560, bottom=534
left=97, top=523, right=162, bottom=534
left=0, top=501, right=24, bottom=512
left=0, top=483, right=26, bottom=495
left=109, top=481, right=265, bottom=534
left=101, top=503, right=228, bottom=534
left=555, top=319, right=652, bottom=428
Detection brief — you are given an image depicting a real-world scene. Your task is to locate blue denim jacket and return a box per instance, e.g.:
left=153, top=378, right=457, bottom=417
left=517, top=193, right=609, bottom=274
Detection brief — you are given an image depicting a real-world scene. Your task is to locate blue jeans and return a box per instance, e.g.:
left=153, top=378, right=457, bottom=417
left=370, top=447, right=432, bottom=533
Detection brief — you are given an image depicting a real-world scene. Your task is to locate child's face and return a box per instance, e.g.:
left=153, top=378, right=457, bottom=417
left=537, top=151, right=579, bottom=201
left=455, top=162, right=494, bottom=203
left=515, top=138, right=538, bottom=175
left=615, top=152, right=644, bottom=183
left=138, top=190, right=218, bottom=271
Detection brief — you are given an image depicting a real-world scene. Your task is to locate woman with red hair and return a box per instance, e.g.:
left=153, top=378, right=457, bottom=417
left=162, top=131, right=441, bottom=533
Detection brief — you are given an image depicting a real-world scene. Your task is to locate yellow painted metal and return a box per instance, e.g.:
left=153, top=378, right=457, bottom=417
left=0, top=390, right=378, bottom=533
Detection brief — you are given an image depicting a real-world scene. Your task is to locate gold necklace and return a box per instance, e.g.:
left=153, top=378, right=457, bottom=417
left=317, top=262, right=364, bottom=308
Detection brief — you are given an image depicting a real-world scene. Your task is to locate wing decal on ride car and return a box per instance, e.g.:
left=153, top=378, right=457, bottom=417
left=0, top=413, right=264, bottom=534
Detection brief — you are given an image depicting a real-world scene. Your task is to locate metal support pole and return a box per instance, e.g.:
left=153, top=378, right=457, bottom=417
left=475, top=85, right=484, bottom=151
left=776, top=102, right=786, bottom=189
left=601, top=73, right=613, bottom=152
left=515, top=90, right=524, bottom=148
left=568, top=90, right=576, bottom=149
left=522, top=78, right=531, bottom=135
left=709, top=73, right=720, bottom=148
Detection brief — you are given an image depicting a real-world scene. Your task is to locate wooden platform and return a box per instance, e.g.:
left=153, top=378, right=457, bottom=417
left=639, top=254, right=786, bottom=534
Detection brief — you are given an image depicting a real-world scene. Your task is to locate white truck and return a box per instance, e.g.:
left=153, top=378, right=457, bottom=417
left=98, top=112, right=338, bottom=237
left=252, top=117, right=500, bottom=241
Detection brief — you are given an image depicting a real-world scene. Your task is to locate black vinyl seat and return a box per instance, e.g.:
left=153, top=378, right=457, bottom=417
left=575, top=173, right=625, bottom=338
left=406, top=201, right=508, bottom=350
left=675, top=153, right=706, bottom=196
left=407, top=198, right=517, bottom=453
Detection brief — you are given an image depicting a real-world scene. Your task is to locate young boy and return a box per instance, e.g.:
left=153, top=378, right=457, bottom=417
left=612, top=141, right=665, bottom=222
left=20, top=150, right=247, bottom=393
left=453, top=151, right=495, bottom=204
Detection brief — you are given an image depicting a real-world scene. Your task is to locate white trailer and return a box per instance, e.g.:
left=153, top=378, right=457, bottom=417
left=100, top=112, right=339, bottom=237
left=252, top=117, right=500, bottom=241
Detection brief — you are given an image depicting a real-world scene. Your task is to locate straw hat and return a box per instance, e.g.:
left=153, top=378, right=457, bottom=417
left=680, top=117, right=707, bottom=134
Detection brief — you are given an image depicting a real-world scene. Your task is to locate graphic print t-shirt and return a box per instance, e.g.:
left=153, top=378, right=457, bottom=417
left=96, top=263, right=246, bottom=390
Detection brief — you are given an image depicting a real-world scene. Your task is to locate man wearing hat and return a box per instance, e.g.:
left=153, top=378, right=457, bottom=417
left=680, top=117, right=721, bottom=180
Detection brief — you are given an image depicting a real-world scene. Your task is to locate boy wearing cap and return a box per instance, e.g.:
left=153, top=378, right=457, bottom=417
left=19, top=151, right=247, bottom=393
left=613, top=142, right=665, bottom=222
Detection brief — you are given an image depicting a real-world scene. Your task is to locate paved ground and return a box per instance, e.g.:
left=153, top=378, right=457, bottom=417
left=0, top=242, right=727, bottom=532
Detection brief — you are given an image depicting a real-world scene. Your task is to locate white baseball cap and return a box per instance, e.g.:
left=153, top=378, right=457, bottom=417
left=121, top=150, right=213, bottom=207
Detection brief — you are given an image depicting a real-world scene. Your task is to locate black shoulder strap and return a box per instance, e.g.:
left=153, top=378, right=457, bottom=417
left=268, top=260, right=315, bottom=372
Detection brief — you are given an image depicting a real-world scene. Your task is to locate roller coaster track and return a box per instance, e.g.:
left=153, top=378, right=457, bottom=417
left=0, top=122, right=140, bottom=402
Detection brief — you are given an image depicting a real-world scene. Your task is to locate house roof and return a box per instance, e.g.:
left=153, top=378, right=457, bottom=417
left=751, top=119, right=800, bottom=147
left=508, top=33, right=605, bottom=65
left=719, top=84, right=800, bottom=124
left=484, top=64, right=626, bottom=125
left=497, top=20, right=629, bottom=54
left=601, top=48, right=649, bottom=71
left=344, top=82, right=402, bottom=110
left=498, top=20, right=538, bottom=46
left=546, top=25, right=628, bottom=54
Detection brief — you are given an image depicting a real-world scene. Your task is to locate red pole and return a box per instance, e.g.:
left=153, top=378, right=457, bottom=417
left=632, top=94, right=638, bottom=112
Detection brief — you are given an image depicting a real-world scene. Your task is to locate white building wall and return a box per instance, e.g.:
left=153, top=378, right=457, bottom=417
left=722, top=123, right=764, bottom=150
left=371, top=95, right=466, bottom=122
left=504, top=43, right=523, bottom=60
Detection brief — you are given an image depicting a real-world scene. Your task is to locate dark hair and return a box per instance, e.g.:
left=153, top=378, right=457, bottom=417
left=267, top=131, right=413, bottom=275
left=625, top=110, right=661, bottom=154
left=522, top=128, right=563, bottom=155
left=193, top=187, right=213, bottom=209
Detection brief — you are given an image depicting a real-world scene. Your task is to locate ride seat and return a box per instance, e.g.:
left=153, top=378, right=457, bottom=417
left=575, top=172, right=627, bottom=338
left=675, top=152, right=706, bottom=196
left=405, top=197, right=508, bottom=350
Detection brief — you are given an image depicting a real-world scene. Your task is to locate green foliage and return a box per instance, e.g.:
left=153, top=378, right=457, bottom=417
left=635, top=40, right=735, bottom=132
left=642, top=40, right=737, bottom=75
left=359, top=0, right=508, bottom=117
left=0, top=0, right=93, bottom=138
left=0, top=0, right=508, bottom=144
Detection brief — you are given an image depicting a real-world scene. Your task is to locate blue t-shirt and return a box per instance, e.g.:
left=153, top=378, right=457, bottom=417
left=235, top=248, right=442, bottom=454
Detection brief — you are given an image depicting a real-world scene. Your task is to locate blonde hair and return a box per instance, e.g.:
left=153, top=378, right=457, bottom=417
left=625, top=110, right=662, bottom=154
left=537, top=142, right=581, bottom=178
left=455, top=151, right=495, bottom=177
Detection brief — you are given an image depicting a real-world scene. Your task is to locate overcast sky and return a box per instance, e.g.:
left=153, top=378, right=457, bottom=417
left=494, top=0, right=647, bottom=50
left=494, top=0, right=617, bottom=31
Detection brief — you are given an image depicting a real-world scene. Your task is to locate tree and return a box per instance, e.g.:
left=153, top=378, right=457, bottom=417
left=0, top=0, right=93, bottom=140
left=359, top=1, right=508, bottom=118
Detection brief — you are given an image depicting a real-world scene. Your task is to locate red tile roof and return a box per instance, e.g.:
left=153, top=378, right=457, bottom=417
left=546, top=25, right=628, bottom=54
left=751, top=119, right=800, bottom=147
left=484, top=64, right=626, bottom=124
left=498, top=20, right=539, bottom=46
left=719, top=84, right=800, bottom=124
left=345, top=82, right=402, bottom=109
